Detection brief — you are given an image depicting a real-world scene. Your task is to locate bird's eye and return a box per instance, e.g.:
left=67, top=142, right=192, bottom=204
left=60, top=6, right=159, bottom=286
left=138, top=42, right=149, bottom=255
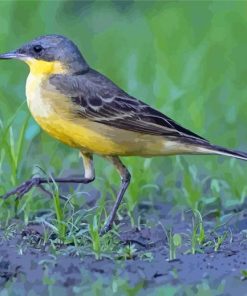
left=33, top=45, right=43, bottom=53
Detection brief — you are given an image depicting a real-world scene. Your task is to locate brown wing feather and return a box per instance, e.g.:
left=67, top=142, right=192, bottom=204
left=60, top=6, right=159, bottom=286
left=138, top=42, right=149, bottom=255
left=49, top=69, right=209, bottom=143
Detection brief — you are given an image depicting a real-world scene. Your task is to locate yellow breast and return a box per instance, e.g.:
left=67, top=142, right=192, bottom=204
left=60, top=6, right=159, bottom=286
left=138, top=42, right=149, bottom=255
left=26, top=59, right=67, bottom=118
left=26, top=72, right=54, bottom=118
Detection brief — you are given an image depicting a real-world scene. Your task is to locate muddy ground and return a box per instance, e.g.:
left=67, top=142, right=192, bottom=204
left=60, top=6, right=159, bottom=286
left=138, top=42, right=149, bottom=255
left=0, top=199, right=247, bottom=295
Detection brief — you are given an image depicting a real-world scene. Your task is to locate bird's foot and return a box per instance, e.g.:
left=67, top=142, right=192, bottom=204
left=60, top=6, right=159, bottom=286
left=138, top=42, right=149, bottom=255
left=0, top=177, right=59, bottom=200
left=99, top=218, right=113, bottom=236
left=99, top=225, right=111, bottom=236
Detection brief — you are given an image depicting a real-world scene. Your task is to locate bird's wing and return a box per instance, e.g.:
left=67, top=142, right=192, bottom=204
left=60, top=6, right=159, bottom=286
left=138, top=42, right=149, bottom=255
left=49, top=69, right=209, bottom=143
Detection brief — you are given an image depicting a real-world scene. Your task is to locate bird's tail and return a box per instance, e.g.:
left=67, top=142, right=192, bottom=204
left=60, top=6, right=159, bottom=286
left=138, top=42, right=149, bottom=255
left=198, top=143, right=247, bottom=161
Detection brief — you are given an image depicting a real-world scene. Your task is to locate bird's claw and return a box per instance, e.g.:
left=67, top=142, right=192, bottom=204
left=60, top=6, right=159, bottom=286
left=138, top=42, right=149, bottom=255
left=1, top=177, right=41, bottom=200
left=99, top=223, right=112, bottom=236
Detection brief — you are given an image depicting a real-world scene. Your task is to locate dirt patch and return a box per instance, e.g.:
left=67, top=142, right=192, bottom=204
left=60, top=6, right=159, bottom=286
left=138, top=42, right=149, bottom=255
left=0, top=202, right=247, bottom=295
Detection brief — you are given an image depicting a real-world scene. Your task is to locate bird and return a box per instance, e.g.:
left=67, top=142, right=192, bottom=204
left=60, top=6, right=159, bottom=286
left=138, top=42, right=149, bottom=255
left=0, top=34, right=247, bottom=234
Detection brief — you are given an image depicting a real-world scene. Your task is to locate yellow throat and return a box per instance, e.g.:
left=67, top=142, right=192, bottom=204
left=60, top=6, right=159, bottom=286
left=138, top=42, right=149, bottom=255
left=25, top=58, right=67, bottom=75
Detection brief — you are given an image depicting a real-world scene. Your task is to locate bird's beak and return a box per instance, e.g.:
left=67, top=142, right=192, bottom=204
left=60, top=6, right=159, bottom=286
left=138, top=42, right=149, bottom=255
left=0, top=50, right=26, bottom=60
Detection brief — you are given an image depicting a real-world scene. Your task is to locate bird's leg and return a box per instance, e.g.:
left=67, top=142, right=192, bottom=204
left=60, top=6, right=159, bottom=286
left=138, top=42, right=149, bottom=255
left=100, top=156, right=131, bottom=235
left=1, top=153, right=95, bottom=200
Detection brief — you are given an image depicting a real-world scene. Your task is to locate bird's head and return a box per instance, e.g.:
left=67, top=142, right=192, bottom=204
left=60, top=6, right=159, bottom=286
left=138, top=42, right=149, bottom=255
left=0, top=34, right=89, bottom=75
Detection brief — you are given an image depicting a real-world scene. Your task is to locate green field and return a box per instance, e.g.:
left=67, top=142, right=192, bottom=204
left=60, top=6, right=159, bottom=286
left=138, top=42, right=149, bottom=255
left=0, top=1, right=247, bottom=295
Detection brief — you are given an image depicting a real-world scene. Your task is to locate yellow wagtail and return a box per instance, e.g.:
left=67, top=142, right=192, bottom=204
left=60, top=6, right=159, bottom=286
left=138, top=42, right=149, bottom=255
left=0, top=34, right=247, bottom=234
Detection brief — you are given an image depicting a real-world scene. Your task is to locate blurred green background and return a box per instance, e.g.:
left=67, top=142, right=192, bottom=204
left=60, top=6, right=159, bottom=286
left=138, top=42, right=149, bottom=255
left=0, top=0, right=247, bottom=223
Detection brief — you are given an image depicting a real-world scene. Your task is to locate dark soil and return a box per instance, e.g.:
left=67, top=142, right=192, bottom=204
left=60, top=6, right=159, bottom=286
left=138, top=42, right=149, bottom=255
left=1, top=200, right=247, bottom=295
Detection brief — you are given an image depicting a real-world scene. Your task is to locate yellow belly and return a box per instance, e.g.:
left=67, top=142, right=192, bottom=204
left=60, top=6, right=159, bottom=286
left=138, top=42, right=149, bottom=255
left=34, top=114, right=167, bottom=156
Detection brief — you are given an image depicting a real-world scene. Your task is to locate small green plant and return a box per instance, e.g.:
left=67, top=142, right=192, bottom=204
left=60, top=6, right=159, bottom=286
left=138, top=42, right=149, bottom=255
left=241, top=270, right=247, bottom=281
left=52, top=182, right=67, bottom=242
left=117, top=244, right=137, bottom=260
left=139, top=251, right=154, bottom=262
left=160, top=224, right=182, bottom=261
left=24, top=172, right=71, bottom=245
left=214, top=231, right=228, bottom=252
left=89, top=215, right=101, bottom=260
left=185, top=210, right=206, bottom=255
left=0, top=105, right=31, bottom=221
left=88, top=216, right=120, bottom=259
left=169, top=231, right=182, bottom=261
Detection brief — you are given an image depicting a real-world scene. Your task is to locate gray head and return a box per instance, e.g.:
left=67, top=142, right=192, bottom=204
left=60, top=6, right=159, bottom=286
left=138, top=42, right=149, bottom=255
left=0, top=34, right=89, bottom=74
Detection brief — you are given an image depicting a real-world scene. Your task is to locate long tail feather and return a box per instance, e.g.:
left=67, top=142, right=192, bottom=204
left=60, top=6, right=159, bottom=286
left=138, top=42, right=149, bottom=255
left=204, top=144, right=247, bottom=161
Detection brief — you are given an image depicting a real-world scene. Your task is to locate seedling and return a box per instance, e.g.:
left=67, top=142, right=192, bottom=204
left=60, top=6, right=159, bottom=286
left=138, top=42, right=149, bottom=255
left=160, top=224, right=182, bottom=261
left=182, top=209, right=205, bottom=255
left=214, top=231, right=228, bottom=252
left=241, top=270, right=247, bottom=281
left=192, top=210, right=206, bottom=253
left=117, top=243, right=138, bottom=260
left=139, top=251, right=154, bottom=262
left=89, top=215, right=101, bottom=259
